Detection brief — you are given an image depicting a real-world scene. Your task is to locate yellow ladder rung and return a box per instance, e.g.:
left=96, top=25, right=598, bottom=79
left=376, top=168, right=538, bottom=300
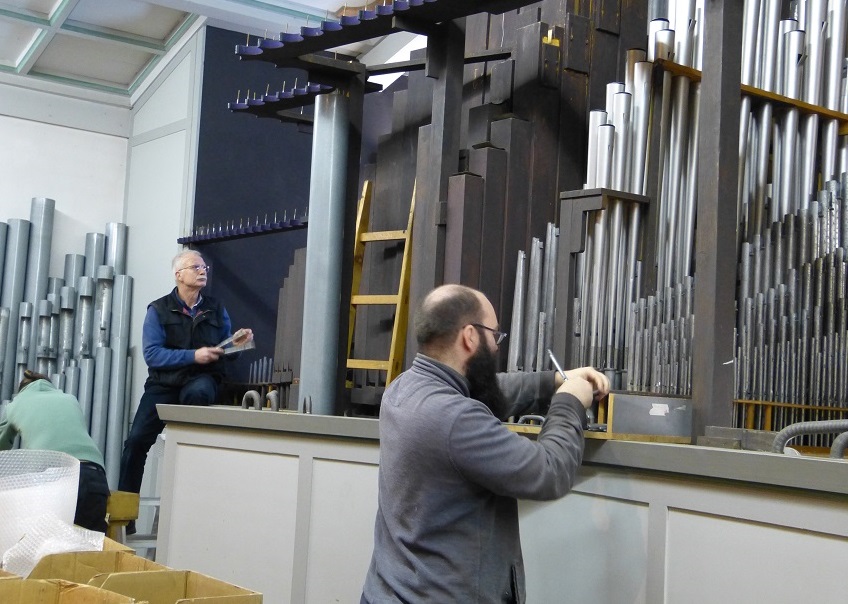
left=361, top=230, right=407, bottom=242
left=347, top=359, right=391, bottom=371
left=352, top=294, right=400, bottom=305
left=347, top=180, right=416, bottom=387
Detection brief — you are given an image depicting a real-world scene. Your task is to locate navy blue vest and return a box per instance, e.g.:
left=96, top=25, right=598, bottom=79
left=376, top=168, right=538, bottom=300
left=146, top=290, right=226, bottom=387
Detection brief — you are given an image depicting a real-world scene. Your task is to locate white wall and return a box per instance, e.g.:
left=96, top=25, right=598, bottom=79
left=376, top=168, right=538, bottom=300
left=0, top=88, right=130, bottom=276
left=0, top=23, right=205, bottom=410
left=124, top=27, right=205, bottom=415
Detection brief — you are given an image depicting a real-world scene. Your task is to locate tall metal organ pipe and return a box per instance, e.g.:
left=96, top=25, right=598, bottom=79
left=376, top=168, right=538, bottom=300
left=24, top=198, right=54, bottom=369
left=84, top=233, right=105, bottom=278
left=1, top=220, right=30, bottom=402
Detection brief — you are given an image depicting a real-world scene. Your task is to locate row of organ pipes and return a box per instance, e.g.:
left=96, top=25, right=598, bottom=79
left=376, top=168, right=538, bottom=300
left=0, top=197, right=133, bottom=486
left=508, top=0, right=847, bottom=444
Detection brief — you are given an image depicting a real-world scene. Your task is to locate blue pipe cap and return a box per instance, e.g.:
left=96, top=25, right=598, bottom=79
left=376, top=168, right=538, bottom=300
left=259, top=38, right=284, bottom=50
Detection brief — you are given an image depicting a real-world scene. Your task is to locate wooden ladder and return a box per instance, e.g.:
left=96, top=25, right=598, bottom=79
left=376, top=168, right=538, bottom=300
left=346, top=181, right=415, bottom=385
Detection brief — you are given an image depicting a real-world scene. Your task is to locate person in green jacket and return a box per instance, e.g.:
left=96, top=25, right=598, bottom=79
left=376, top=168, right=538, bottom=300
left=0, top=369, right=109, bottom=532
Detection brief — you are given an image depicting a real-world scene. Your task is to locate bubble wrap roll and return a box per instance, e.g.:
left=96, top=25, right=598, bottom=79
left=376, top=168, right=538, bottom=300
left=0, top=450, right=79, bottom=558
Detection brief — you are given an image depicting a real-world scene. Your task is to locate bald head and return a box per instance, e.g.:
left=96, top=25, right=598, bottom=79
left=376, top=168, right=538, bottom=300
left=415, top=284, right=488, bottom=355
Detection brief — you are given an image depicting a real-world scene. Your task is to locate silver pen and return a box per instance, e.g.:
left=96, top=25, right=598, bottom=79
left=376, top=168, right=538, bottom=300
left=546, top=349, right=568, bottom=381
left=547, top=348, right=597, bottom=424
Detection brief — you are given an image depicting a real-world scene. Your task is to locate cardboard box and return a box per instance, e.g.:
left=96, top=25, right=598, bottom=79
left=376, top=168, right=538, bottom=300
left=103, top=536, right=134, bottom=553
left=0, top=578, right=142, bottom=603
left=28, top=550, right=167, bottom=583
left=89, top=570, right=262, bottom=604
left=0, top=568, right=20, bottom=579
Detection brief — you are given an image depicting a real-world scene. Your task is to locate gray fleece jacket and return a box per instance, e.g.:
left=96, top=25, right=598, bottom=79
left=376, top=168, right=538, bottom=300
left=361, top=354, right=587, bottom=603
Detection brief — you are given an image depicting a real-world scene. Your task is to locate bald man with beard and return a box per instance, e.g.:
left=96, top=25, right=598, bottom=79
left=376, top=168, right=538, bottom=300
left=362, top=284, right=609, bottom=604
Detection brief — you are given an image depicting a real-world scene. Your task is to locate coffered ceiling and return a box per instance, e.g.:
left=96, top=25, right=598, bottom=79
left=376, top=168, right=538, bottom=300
left=0, top=0, right=397, bottom=99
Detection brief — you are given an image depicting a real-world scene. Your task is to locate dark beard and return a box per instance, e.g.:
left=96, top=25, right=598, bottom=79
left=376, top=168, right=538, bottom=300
left=466, top=343, right=509, bottom=419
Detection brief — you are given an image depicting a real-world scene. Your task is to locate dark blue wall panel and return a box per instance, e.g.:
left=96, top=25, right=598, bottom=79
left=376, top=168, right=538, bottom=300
left=193, top=26, right=312, bottom=383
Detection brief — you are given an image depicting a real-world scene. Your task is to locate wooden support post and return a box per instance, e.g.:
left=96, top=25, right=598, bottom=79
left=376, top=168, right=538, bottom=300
left=445, top=173, right=484, bottom=286
left=692, top=0, right=743, bottom=436
left=491, top=117, right=533, bottom=367
left=408, top=20, right=465, bottom=361
left=512, top=21, right=562, bottom=246
left=469, top=146, right=508, bottom=314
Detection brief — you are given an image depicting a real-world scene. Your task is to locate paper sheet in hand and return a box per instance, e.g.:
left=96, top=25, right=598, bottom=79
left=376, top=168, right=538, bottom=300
left=216, top=329, right=255, bottom=355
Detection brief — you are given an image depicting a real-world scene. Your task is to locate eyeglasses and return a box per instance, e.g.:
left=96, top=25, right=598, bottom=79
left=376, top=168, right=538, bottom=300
left=471, top=323, right=508, bottom=346
left=177, top=264, right=211, bottom=274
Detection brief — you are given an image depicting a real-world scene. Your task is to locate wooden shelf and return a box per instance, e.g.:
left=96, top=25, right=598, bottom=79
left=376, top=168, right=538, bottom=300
left=654, top=58, right=848, bottom=134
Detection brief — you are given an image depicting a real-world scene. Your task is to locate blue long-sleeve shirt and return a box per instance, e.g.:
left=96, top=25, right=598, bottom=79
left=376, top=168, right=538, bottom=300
left=142, top=295, right=232, bottom=369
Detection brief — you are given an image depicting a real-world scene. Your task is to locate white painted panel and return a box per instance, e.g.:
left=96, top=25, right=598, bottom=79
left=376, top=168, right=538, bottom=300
left=305, top=458, right=380, bottom=603
left=0, top=114, right=127, bottom=275
left=124, top=129, right=188, bottom=408
left=133, top=52, right=192, bottom=137
left=521, top=493, right=649, bottom=604
left=168, top=443, right=300, bottom=601
left=0, top=83, right=130, bottom=135
left=666, top=510, right=848, bottom=604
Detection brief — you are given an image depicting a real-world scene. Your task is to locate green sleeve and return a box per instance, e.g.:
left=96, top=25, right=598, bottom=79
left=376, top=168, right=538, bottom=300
left=0, top=414, right=16, bottom=450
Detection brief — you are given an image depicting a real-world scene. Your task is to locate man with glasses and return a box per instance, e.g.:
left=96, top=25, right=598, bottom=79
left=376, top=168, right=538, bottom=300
left=118, top=250, right=252, bottom=523
left=362, top=284, right=608, bottom=604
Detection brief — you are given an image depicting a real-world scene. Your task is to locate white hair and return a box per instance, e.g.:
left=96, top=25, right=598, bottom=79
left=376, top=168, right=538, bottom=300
left=172, top=250, right=204, bottom=273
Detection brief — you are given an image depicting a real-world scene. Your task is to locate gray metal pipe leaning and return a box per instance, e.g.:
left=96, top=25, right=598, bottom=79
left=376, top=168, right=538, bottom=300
left=298, top=90, right=349, bottom=415
left=0, top=308, right=8, bottom=394
left=771, top=419, right=848, bottom=454
left=47, top=293, right=60, bottom=375
left=35, top=299, right=52, bottom=376
left=74, top=276, right=94, bottom=360
left=506, top=250, right=526, bottom=372
left=64, top=254, right=85, bottom=290
left=48, top=277, right=63, bottom=297
left=542, top=224, right=558, bottom=367
left=84, top=233, right=105, bottom=277
left=0, top=223, right=7, bottom=303
left=89, top=346, right=112, bottom=452
left=105, top=346, right=129, bottom=487
left=93, top=266, right=114, bottom=349
left=78, top=357, right=95, bottom=430
left=105, top=222, right=128, bottom=276
left=58, top=286, right=75, bottom=374
left=1, top=219, right=30, bottom=402
left=523, top=238, right=543, bottom=372
left=24, top=198, right=54, bottom=369
left=64, top=362, right=80, bottom=398
left=105, top=274, right=133, bottom=487
left=16, top=302, right=33, bottom=387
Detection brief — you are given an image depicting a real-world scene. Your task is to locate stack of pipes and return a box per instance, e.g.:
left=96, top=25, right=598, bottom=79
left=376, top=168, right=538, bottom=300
left=571, top=1, right=704, bottom=390
left=736, top=181, right=847, bottom=440
left=739, top=0, right=848, bottom=239
left=734, top=0, right=848, bottom=442
left=626, top=277, right=695, bottom=395
left=565, top=0, right=847, bottom=445
left=0, top=198, right=133, bottom=486
left=506, top=222, right=559, bottom=373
